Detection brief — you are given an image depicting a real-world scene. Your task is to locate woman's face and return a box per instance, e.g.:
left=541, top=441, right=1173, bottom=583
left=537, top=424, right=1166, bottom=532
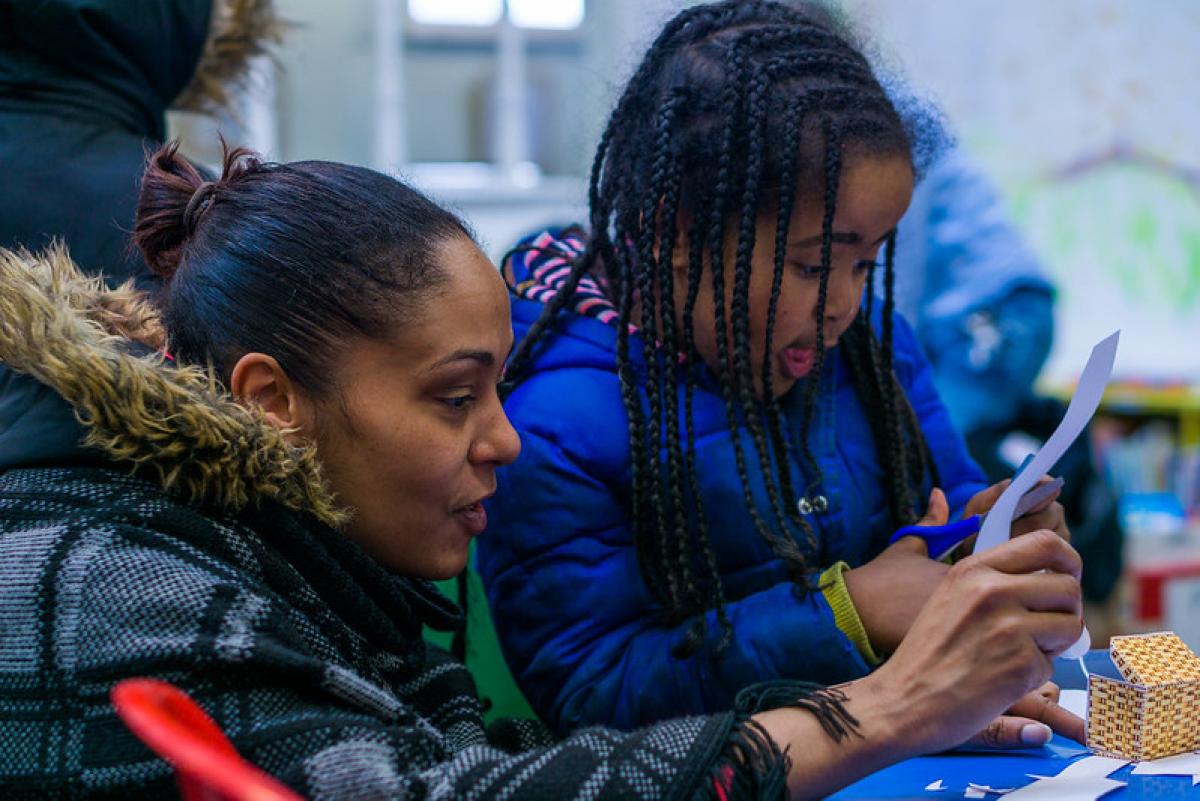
left=671, top=153, right=914, bottom=399
left=312, top=236, right=520, bottom=579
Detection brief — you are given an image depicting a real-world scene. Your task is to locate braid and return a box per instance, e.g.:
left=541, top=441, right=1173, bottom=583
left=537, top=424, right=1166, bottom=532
left=864, top=260, right=876, bottom=328
left=796, top=117, right=843, bottom=501
left=705, top=40, right=787, bottom=581
left=646, top=95, right=713, bottom=640
left=682, top=203, right=733, bottom=654
left=632, top=93, right=683, bottom=615
left=762, top=97, right=815, bottom=550
left=728, top=57, right=810, bottom=580
left=880, top=231, right=920, bottom=521
left=842, top=234, right=941, bottom=535
left=615, top=234, right=666, bottom=598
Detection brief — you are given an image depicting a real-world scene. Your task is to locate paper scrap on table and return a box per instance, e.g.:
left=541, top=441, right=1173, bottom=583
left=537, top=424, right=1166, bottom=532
left=925, top=778, right=946, bottom=791
left=1053, top=756, right=1128, bottom=781
left=965, top=782, right=1013, bottom=797
left=1057, top=688, right=1088, bottom=720
left=1003, top=777, right=1124, bottom=800
left=1130, top=750, right=1200, bottom=783
left=972, top=330, right=1120, bottom=660
left=1003, top=756, right=1127, bottom=801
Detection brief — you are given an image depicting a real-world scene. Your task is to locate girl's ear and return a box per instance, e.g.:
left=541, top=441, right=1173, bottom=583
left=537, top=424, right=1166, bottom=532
left=229, top=352, right=315, bottom=442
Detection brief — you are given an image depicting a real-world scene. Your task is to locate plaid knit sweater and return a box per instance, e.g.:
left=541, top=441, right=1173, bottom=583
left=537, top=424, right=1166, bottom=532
left=0, top=248, right=851, bottom=798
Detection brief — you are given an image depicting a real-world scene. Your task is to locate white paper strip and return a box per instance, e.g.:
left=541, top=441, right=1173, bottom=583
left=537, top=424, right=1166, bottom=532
left=972, top=331, right=1120, bottom=659
left=1130, top=750, right=1200, bottom=782
left=973, top=332, right=1119, bottom=553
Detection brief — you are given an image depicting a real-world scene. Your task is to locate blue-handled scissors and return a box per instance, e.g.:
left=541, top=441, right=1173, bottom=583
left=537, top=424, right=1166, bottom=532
left=887, top=476, right=1065, bottom=560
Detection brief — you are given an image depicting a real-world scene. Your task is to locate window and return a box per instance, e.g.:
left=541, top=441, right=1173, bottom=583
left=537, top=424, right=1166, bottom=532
left=508, top=0, right=585, bottom=30
left=406, top=0, right=584, bottom=30
left=407, top=0, right=502, bottom=27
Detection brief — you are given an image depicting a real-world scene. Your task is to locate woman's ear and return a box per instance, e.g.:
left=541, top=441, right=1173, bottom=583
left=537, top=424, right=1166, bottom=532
left=229, top=352, right=314, bottom=439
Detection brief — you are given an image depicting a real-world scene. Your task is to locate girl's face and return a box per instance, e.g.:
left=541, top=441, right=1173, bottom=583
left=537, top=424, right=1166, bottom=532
left=671, top=153, right=914, bottom=399
left=312, top=236, right=520, bottom=579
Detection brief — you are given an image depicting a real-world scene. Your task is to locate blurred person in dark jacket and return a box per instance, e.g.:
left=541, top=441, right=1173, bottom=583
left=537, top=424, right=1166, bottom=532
left=0, top=0, right=279, bottom=469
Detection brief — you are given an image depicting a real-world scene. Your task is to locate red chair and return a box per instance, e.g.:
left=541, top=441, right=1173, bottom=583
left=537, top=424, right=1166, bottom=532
left=111, top=678, right=303, bottom=801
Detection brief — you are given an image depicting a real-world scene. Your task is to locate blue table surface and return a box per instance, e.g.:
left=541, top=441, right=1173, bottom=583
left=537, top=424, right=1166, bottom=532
left=830, top=650, right=1199, bottom=800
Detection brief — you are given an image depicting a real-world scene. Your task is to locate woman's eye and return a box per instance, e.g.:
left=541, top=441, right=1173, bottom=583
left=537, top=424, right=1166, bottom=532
left=854, top=259, right=880, bottom=272
left=440, top=394, right=475, bottom=410
left=796, top=263, right=826, bottom=278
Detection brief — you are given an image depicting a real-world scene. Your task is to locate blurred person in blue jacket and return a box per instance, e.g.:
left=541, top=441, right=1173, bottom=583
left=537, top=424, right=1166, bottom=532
left=478, top=0, right=1075, bottom=738
left=891, top=146, right=1055, bottom=440
left=893, top=147, right=1122, bottom=609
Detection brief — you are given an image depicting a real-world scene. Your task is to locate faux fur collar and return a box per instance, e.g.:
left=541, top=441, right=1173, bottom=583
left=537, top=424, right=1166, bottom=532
left=173, top=0, right=286, bottom=115
left=0, top=246, right=345, bottom=526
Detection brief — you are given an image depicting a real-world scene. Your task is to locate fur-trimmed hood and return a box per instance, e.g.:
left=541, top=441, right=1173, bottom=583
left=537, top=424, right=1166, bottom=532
left=174, top=0, right=286, bottom=115
left=0, top=246, right=345, bottom=527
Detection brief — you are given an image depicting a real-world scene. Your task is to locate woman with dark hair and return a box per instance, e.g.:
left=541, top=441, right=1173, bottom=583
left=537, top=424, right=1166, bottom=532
left=0, top=141, right=1082, bottom=799
left=479, top=0, right=1074, bottom=738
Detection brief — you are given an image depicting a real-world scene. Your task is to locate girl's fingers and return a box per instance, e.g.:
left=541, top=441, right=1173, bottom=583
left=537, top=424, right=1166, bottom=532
left=1020, top=476, right=1063, bottom=517
left=918, top=487, right=949, bottom=527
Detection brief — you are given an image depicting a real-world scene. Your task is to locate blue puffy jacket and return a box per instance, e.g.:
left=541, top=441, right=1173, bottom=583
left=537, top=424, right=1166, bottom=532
left=479, top=231, right=987, bottom=733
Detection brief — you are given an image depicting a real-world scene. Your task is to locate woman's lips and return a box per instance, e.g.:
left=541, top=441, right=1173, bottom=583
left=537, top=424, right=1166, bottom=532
left=454, top=501, right=488, bottom=535
left=780, top=346, right=817, bottom=379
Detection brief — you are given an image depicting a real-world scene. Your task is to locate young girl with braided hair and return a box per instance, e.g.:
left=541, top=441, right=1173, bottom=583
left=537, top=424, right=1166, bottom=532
left=479, top=0, right=1072, bottom=739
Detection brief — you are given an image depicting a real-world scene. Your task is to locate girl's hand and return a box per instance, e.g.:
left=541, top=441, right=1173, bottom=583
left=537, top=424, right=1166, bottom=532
left=844, top=489, right=951, bottom=655
left=966, top=477, right=1071, bottom=543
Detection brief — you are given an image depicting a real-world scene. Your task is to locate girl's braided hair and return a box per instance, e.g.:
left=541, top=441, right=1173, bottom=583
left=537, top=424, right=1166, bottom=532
left=504, top=1, right=940, bottom=657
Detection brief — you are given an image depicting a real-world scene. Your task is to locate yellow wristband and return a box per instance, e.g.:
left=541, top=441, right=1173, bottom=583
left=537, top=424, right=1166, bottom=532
left=819, top=561, right=882, bottom=667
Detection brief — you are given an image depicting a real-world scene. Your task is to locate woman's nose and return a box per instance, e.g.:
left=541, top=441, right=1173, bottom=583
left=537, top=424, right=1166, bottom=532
left=472, top=405, right=522, bottom=466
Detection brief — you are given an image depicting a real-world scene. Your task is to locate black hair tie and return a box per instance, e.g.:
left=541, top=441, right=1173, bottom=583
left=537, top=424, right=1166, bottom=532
left=183, top=182, right=218, bottom=237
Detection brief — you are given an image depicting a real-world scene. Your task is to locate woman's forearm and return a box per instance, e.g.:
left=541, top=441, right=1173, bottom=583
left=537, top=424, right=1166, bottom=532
left=751, top=673, right=912, bottom=800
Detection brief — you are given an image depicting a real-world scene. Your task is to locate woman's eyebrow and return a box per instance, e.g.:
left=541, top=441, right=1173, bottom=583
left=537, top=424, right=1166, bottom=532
left=425, top=349, right=495, bottom=373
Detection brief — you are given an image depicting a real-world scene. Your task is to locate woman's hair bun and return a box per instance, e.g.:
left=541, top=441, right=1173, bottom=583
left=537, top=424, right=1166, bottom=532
left=133, top=139, right=262, bottom=280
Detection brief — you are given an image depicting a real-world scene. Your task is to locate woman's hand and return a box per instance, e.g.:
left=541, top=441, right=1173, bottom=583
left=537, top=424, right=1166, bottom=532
left=966, top=477, right=1071, bottom=543
left=753, top=531, right=1084, bottom=799
left=843, top=489, right=952, bottom=655
left=869, top=530, right=1083, bottom=754
left=963, top=681, right=1085, bottom=748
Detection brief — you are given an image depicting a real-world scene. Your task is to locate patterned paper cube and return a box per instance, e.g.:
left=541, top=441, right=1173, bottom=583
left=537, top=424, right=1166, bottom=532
left=1087, top=632, right=1200, bottom=761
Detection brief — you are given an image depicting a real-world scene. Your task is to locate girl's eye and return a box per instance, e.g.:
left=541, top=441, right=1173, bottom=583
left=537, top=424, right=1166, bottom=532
left=796, top=264, right=826, bottom=278
left=441, top=394, right=475, bottom=410
left=854, top=259, right=880, bottom=272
